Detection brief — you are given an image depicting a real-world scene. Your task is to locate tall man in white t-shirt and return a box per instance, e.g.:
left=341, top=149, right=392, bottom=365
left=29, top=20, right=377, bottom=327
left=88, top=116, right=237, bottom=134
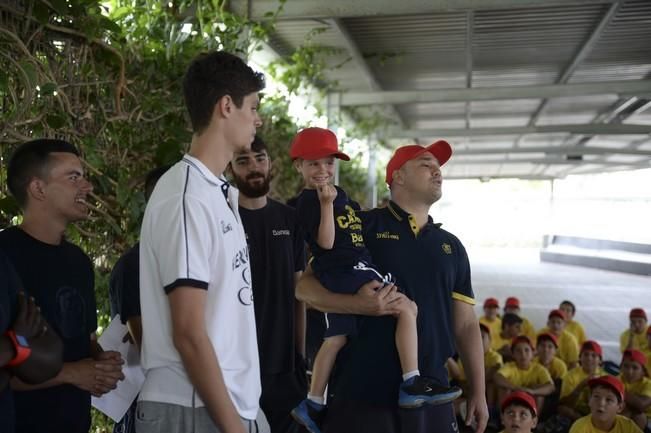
left=137, top=51, right=268, bottom=433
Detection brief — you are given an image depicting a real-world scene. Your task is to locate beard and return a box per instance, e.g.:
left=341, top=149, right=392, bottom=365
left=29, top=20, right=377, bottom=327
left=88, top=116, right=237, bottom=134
left=233, top=171, right=272, bottom=198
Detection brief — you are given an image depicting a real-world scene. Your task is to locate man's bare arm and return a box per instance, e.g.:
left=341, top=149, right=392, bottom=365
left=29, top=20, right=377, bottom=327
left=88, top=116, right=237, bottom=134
left=169, top=286, right=245, bottom=433
left=296, top=265, right=404, bottom=316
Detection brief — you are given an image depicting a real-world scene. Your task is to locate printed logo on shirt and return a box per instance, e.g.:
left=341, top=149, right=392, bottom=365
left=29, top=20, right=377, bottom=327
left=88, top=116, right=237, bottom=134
left=442, top=243, right=452, bottom=254
left=336, top=205, right=362, bottom=231
left=376, top=231, right=400, bottom=240
left=272, top=229, right=290, bottom=236
left=232, top=246, right=253, bottom=306
left=221, top=220, right=233, bottom=234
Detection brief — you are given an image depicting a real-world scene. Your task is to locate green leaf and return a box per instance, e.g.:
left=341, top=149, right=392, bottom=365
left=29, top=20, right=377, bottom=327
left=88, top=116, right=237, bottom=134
left=50, top=0, right=69, bottom=14
left=18, top=61, right=37, bottom=88
left=33, top=1, right=51, bottom=24
left=40, top=82, right=58, bottom=94
left=0, top=196, right=20, bottom=217
left=98, top=16, right=122, bottom=35
left=46, top=113, right=66, bottom=129
left=111, top=6, right=131, bottom=21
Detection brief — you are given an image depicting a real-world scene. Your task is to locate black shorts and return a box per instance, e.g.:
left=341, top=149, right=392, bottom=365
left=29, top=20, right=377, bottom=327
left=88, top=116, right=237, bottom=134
left=260, top=354, right=308, bottom=433
left=322, top=399, right=458, bottom=433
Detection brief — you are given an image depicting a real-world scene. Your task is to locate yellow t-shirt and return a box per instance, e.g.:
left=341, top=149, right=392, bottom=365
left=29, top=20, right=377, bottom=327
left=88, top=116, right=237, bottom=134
left=492, top=331, right=513, bottom=351
left=621, top=376, right=651, bottom=417
left=539, top=327, right=579, bottom=366
left=521, top=317, right=536, bottom=341
left=456, top=349, right=503, bottom=382
left=620, top=329, right=648, bottom=352
left=535, top=356, right=568, bottom=381
left=479, top=316, right=502, bottom=341
left=566, top=320, right=587, bottom=345
left=497, top=361, right=553, bottom=388
left=569, top=414, right=642, bottom=433
left=561, top=366, right=605, bottom=415
left=643, top=348, right=651, bottom=374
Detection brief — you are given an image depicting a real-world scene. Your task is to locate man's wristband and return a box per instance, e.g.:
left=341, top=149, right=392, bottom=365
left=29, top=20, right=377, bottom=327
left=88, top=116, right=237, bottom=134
left=4, top=330, right=31, bottom=368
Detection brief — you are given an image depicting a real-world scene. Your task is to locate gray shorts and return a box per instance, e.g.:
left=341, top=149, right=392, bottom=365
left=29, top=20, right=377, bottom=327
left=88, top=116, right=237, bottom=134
left=135, top=401, right=270, bottom=433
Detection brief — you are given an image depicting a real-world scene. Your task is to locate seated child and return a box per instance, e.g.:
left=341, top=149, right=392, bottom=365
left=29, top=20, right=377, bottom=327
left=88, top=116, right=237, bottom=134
left=504, top=296, right=536, bottom=341
left=620, top=349, right=651, bottom=430
left=569, top=375, right=642, bottom=433
left=535, top=332, right=568, bottom=382
left=559, top=340, right=606, bottom=422
left=289, top=128, right=461, bottom=432
left=494, top=336, right=555, bottom=413
left=500, top=390, right=539, bottom=433
left=493, top=313, right=524, bottom=361
left=560, top=300, right=588, bottom=345
left=480, top=297, right=502, bottom=339
left=541, top=309, right=580, bottom=369
left=645, top=326, right=651, bottom=373
left=621, top=308, right=649, bottom=353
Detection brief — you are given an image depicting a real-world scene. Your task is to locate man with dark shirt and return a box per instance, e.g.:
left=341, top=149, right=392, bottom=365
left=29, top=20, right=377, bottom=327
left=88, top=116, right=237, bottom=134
left=228, top=135, right=307, bottom=433
left=297, top=141, right=489, bottom=433
left=108, top=165, right=170, bottom=433
left=1, top=251, right=63, bottom=433
left=1, top=138, right=124, bottom=433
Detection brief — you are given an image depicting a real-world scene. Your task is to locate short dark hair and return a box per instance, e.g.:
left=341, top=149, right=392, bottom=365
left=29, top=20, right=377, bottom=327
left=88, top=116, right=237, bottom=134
left=590, top=384, right=623, bottom=403
left=182, top=51, right=265, bottom=134
left=502, top=313, right=524, bottom=329
left=7, top=138, right=80, bottom=208
left=144, top=165, right=172, bottom=201
left=251, top=135, right=268, bottom=154
left=560, top=300, right=576, bottom=314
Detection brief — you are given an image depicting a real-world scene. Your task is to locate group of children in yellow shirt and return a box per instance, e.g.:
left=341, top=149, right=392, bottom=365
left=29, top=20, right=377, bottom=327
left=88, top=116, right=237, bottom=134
left=454, top=298, right=651, bottom=432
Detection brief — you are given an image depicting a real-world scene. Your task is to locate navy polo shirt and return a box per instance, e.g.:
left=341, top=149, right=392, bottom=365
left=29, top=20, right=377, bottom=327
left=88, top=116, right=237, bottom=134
left=328, top=201, right=475, bottom=406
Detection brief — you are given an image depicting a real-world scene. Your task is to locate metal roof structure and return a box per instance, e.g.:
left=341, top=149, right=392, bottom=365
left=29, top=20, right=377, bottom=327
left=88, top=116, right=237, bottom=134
left=232, top=0, right=651, bottom=180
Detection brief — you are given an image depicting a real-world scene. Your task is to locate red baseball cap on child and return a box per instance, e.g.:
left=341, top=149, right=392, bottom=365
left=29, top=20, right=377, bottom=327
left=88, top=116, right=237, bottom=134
left=501, top=391, right=538, bottom=416
left=536, top=332, right=559, bottom=348
left=548, top=309, right=566, bottom=321
left=581, top=340, right=603, bottom=358
left=622, top=349, right=648, bottom=368
left=511, top=335, right=534, bottom=350
left=505, top=297, right=520, bottom=308
left=484, top=298, right=499, bottom=308
left=385, top=140, right=452, bottom=185
left=588, top=375, right=625, bottom=401
left=630, top=308, right=647, bottom=320
left=289, top=127, right=350, bottom=161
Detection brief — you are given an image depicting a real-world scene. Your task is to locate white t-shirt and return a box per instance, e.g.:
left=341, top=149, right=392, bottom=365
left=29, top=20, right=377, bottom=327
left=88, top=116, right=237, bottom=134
left=139, top=155, right=260, bottom=419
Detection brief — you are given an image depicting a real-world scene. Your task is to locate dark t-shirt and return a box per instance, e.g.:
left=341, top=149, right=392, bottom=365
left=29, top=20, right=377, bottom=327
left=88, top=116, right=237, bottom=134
left=294, top=186, right=372, bottom=274
left=0, top=251, right=21, bottom=433
left=0, top=227, right=97, bottom=433
left=239, top=199, right=306, bottom=375
left=328, top=202, right=474, bottom=406
left=109, top=243, right=140, bottom=324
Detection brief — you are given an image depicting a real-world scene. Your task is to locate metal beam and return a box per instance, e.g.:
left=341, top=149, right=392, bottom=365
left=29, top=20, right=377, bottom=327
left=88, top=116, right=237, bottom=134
left=451, top=158, right=651, bottom=167
left=526, top=3, right=621, bottom=128
left=454, top=146, right=651, bottom=157
left=390, top=123, right=651, bottom=138
left=229, top=0, right=616, bottom=21
left=327, top=18, right=406, bottom=129
left=340, top=80, right=651, bottom=106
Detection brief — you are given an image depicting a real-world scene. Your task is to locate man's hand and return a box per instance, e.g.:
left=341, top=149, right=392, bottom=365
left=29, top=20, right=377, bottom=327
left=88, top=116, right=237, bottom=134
left=68, top=353, right=124, bottom=397
left=353, top=281, right=407, bottom=316
left=316, top=184, right=337, bottom=205
left=12, top=292, right=47, bottom=339
left=464, top=391, right=489, bottom=433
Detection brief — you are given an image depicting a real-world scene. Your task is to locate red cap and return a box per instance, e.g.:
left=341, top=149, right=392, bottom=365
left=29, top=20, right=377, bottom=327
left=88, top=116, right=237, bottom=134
left=581, top=340, right=603, bottom=358
left=622, top=349, right=648, bottom=367
left=289, top=127, right=350, bottom=161
left=548, top=309, right=566, bottom=321
left=483, top=298, right=499, bottom=309
left=505, top=297, right=520, bottom=308
left=385, top=140, right=452, bottom=185
left=630, top=308, right=647, bottom=320
left=479, top=323, right=491, bottom=336
left=588, top=375, right=624, bottom=402
left=536, top=332, right=559, bottom=348
left=511, top=335, right=534, bottom=350
left=501, top=391, right=537, bottom=416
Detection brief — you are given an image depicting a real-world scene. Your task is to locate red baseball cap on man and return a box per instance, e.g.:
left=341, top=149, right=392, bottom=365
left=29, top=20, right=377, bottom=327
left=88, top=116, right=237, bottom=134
left=483, top=298, right=499, bottom=309
left=501, top=391, right=538, bottom=416
left=630, top=308, right=647, bottom=320
left=505, top=297, right=520, bottom=309
left=385, top=140, right=452, bottom=185
left=588, top=375, right=625, bottom=402
left=289, top=127, right=350, bottom=161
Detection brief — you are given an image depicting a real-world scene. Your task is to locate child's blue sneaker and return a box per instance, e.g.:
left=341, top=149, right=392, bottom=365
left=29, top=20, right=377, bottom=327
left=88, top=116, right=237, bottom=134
left=398, top=376, right=462, bottom=408
left=291, top=399, right=325, bottom=433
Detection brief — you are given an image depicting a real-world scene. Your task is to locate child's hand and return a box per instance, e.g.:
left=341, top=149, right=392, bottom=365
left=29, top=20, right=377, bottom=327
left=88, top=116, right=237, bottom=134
left=316, top=184, right=337, bottom=205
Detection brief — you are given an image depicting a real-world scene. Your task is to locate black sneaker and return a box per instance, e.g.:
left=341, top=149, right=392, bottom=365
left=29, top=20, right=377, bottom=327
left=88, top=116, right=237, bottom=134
left=291, top=399, right=326, bottom=433
left=398, top=376, right=462, bottom=408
